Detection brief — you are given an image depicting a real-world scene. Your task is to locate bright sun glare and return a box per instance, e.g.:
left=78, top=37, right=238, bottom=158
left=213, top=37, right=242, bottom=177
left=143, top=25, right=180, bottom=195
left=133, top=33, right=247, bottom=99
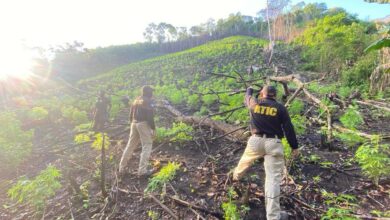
left=0, top=43, right=34, bottom=81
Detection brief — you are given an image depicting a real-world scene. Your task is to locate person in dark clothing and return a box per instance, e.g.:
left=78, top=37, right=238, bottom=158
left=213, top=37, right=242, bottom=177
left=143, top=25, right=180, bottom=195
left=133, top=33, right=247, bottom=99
left=119, top=85, right=155, bottom=177
left=233, top=85, right=299, bottom=220
left=93, top=91, right=111, bottom=132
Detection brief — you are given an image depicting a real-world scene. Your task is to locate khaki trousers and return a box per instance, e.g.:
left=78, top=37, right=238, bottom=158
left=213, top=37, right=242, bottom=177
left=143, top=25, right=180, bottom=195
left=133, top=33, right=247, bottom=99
left=119, top=122, right=153, bottom=175
left=233, top=135, right=284, bottom=220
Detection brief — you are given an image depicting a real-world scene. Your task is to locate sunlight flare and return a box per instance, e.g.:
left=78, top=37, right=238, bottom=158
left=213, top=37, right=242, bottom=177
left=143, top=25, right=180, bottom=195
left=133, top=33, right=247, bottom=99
left=0, top=43, right=35, bottom=80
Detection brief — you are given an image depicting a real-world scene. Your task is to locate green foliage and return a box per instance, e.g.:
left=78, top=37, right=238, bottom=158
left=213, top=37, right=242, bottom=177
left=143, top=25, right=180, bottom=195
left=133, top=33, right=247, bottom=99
left=147, top=210, right=159, bottom=220
left=145, top=162, right=180, bottom=193
left=307, top=82, right=337, bottom=95
left=8, top=165, right=62, bottom=212
left=313, top=175, right=322, bottom=184
left=371, top=210, right=390, bottom=218
left=79, top=180, right=90, bottom=209
left=339, top=106, right=364, bottom=129
left=297, top=12, right=370, bottom=73
left=334, top=131, right=365, bottom=147
left=91, top=133, right=110, bottom=150
left=355, top=136, right=390, bottom=185
left=155, top=85, right=188, bottom=105
left=61, top=106, right=89, bottom=125
left=281, top=138, right=292, bottom=161
left=202, top=94, right=218, bottom=106
left=341, top=53, right=378, bottom=87
left=338, top=86, right=354, bottom=99
left=291, top=115, right=307, bottom=135
left=218, top=93, right=249, bottom=123
left=74, top=133, right=92, bottom=144
left=187, top=94, right=200, bottom=108
left=73, top=122, right=93, bottom=132
left=0, top=111, right=33, bottom=169
left=365, top=37, right=390, bottom=52
left=29, top=107, right=49, bottom=120
left=309, top=154, right=321, bottom=163
left=288, top=100, right=304, bottom=115
left=222, top=187, right=240, bottom=220
left=321, top=190, right=358, bottom=220
left=156, top=122, right=193, bottom=143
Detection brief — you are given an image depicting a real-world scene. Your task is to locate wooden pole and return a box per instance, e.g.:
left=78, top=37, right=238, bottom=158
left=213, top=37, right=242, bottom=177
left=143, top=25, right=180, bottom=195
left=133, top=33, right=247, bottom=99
left=101, top=133, right=107, bottom=198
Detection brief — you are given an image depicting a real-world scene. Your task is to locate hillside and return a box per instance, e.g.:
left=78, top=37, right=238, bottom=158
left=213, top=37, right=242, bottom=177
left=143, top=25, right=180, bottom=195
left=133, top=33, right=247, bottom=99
left=1, top=27, right=389, bottom=220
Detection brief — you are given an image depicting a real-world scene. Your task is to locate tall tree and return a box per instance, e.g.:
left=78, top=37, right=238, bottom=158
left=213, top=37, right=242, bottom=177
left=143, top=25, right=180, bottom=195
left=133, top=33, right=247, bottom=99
left=258, top=0, right=290, bottom=64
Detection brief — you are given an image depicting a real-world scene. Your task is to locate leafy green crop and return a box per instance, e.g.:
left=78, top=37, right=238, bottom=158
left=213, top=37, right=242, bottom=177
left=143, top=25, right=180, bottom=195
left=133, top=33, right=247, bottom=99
left=61, top=106, right=89, bottom=125
left=222, top=187, right=240, bottom=220
left=145, top=162, right=180, bottom=193
left=8, top=165, right=62, bottom=212
left=340, top=106, right=364, bottom=129
left=355, top=136, right=390, bottom=185
left=29, top=107, right=49, bottom=120
left=156, top=122, right=193, bottom=143
left=288, top=100, right=304, bottom=115
left=0, top=111, right=33, bottom=169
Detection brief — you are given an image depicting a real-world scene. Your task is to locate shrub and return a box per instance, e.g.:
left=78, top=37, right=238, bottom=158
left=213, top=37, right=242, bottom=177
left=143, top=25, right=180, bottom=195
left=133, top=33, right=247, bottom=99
left=355, top=136, right=390, bottom=186
left=321, top=190, right=358, bottom=220
left=73, top=122, right=93, bottom=132
left=339, top=106, right=364, bottom=129
left=0, top=112, right=33, bottom=169
left=91, top=133, right=110, bottom=150
left=222, top=187, right=240, bottom=220
left=74, top=133, right=92, bottom=144
left=341, top=53, right=377, bottom=87
left=187, top=94, right=200, bottom=108
left=291, top=115, right=307, bottom=135
left=156, top=122, right=193, bottom=143
left=8, top=165, right=62, bottom=212
left=61, top=106, right=89, bottom=125
left=29, top=107, right=49, bottom=120
left=334, top=131, right=365, bottom=147
left=145, top=162, right=180, bottom=193
left=202, top=94, right=218, bottom=106
left=282, top=138, right=292, bottom=160
left=288, top=100, right=304, bottom=115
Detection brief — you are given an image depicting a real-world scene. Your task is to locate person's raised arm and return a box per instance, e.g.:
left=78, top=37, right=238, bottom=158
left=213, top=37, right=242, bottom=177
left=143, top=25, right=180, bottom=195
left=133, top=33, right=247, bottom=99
left=245, top=87, right=257, bottom=109
left=280, top=106, right=299, bottom=156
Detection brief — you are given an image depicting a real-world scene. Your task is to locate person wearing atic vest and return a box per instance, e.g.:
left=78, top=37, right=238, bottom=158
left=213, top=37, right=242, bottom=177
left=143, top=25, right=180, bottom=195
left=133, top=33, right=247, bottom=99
left=119, top=85, right=155, bottom=177
left=233, top=85, right=299, bottom=220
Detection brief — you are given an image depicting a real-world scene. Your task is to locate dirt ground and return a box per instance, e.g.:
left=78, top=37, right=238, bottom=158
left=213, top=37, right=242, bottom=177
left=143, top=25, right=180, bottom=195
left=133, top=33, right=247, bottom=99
left=1, top=106, right=389, bottom=220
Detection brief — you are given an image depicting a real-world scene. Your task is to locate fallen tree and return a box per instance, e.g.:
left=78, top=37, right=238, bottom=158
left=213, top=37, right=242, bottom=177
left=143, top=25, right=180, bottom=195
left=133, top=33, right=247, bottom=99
left=157, top=100, right=248, bottom=142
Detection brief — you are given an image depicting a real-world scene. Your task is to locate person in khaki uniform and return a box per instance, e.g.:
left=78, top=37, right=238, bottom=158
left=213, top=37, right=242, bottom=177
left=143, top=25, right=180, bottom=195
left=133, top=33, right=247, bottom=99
left=233, top=85, right=299, bottom=220
left=119, top=86, right=155, bottom=177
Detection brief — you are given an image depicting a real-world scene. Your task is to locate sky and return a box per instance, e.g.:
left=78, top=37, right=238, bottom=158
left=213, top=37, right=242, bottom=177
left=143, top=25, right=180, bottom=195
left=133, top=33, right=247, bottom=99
left=0, top=0, right=389, bottom=49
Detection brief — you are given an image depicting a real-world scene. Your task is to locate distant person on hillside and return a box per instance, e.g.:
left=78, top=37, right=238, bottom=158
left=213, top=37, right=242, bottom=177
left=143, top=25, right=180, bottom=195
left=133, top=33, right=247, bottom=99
left=93, top=90, right=111, bottom=131
left=232, top=85, right=299, bottom=220
left=119, top=85, right=155, bottom=177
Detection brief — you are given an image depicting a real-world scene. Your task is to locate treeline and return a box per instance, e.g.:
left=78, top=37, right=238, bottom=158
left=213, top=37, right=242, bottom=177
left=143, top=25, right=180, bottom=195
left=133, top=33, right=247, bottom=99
left=45, top=2, right=341, bottom=81
left=42, top=1, right=387, bottom=85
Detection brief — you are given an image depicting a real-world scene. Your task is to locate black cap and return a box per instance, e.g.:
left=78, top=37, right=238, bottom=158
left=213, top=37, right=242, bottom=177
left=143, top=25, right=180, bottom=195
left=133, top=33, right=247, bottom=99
left=142, top=85, right=154, bottom=98
left=262, top=85, right=277, bottom=97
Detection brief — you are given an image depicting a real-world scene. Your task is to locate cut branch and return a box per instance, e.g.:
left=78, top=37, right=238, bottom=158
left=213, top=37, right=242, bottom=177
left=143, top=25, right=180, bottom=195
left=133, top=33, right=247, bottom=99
left=207, top=105, right=245, bottom=117
left=149, top=194, right=179, bottom=220
left=355, top=100, right=390, bottom=112
left=168, top=195, right=224, bottom=219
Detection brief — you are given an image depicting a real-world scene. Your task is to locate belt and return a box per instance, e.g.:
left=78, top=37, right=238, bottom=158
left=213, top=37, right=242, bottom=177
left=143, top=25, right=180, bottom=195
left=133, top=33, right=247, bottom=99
left=253, top=133, right=279, bottom=139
